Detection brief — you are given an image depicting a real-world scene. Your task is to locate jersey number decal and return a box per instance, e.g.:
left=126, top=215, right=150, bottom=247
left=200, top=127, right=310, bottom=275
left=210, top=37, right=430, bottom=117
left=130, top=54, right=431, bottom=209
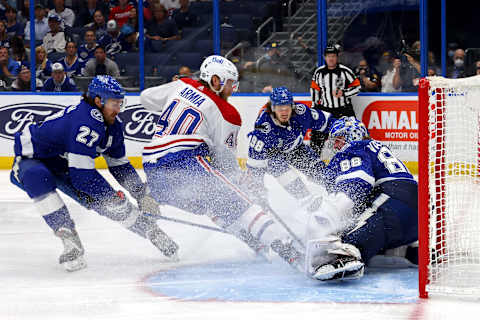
left=340, top=157, right=362, bottom=172
left=156, top=99, right=203, bottom=136
left=76, top=126, right=99, bottom=147
left=377, top=147, right=407, bottom=174
left=249, top=135, right=265, bottom=152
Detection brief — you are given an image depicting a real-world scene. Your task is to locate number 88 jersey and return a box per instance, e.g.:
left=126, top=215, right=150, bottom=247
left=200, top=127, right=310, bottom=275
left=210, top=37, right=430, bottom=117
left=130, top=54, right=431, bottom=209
left=326, top=139, right=415, bottom=205
left=141, top=78, right=242, bottom=165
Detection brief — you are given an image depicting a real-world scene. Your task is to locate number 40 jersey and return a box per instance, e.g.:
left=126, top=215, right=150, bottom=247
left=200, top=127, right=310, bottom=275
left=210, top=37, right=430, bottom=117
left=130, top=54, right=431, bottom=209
left=140, top=78, right=241, bottom=165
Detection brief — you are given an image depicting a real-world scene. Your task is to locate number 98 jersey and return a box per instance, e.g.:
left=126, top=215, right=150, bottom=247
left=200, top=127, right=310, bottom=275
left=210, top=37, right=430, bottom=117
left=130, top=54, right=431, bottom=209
left=326, top=139, right=416, bottom=206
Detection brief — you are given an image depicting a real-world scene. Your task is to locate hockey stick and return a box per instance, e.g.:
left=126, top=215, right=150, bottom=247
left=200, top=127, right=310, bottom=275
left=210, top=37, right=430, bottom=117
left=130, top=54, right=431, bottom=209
left=262, top=203, right=306, bottom=249
left=145, top=212, right=230, bottom=234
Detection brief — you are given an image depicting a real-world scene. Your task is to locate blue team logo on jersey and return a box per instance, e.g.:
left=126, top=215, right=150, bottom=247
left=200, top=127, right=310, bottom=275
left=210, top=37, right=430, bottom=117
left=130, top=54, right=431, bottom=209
left=0, top=103, right=65, bottom=140
left=118, top=104, right=160, bottom=142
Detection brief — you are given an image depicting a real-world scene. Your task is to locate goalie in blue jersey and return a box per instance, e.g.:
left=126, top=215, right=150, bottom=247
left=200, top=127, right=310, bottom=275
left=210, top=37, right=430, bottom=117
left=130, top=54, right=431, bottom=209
left=244, top=86, right=336, bottom=214
left=10, top=75, right=178, bottom=272
left=305, top=117, right=418, bottom=281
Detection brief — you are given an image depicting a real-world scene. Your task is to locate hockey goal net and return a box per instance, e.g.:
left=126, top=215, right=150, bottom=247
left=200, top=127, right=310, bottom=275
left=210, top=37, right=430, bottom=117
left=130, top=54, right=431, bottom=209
left=418, top=76, right=480, bottom=298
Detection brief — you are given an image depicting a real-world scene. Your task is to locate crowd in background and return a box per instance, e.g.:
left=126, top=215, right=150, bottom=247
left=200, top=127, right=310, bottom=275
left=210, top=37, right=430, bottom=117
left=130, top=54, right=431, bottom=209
left=0, top=0, right=477, bottom=93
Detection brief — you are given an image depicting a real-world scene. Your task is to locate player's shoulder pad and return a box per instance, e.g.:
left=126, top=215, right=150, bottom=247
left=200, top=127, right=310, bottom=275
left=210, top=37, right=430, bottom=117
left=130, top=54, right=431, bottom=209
left=77, top=100, right=105, bottom=125
left=292, top=102, right=307, bottom=116
left=180, top=78, right=241, bottom=126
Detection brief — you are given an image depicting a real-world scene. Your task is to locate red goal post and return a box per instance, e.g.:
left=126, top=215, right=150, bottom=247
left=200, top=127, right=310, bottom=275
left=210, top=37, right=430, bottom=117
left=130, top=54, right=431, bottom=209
left=418, top=76, right=480, bottom=298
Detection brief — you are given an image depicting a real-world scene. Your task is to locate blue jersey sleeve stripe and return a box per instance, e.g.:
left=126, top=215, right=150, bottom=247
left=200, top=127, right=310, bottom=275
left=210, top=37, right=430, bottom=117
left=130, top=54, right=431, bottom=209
left=319, top=111, right=331, bottom=132
left=68, top=153, right=95, bottom=170
left=19, top=124, right=34, bottom=157
left=335, top=170, right=375, bottom=186
left=246, top=157, right=268, bottom=168
left=104, top=155, right=130, bottom=167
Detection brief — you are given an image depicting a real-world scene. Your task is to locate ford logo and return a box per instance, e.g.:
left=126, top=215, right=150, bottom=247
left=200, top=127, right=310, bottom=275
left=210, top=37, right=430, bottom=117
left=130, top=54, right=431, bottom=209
left=119, top=104, right=160, bottom=142
left=0, top=103, right=65, bottom=140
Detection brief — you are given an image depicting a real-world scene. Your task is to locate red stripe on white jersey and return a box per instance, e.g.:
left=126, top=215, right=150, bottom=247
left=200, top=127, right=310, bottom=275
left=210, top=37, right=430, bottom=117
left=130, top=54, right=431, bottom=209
left=144, top=138, right=205, bottom=151
left=195, top=156, right=253, bottom=204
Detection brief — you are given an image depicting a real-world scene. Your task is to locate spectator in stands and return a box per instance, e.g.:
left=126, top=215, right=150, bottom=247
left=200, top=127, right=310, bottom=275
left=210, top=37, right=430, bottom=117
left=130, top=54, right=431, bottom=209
left=381, top=56, right=402, bottom=92
left=172, top=0, right=198, bottom=30
left=127, top=7, right=139, bottom=31
left=428, top=67, right=437, bottom=77
left=59, top=41, right=85, bottom=77
left=85, top=10, right=108, bottom=40
left=83, top=45, right=120, bottom=77
left=475, top=60, right=480, bottom=76
left=172, top=65, right=192, bottom=81
left=11, top=65, right=43, bottom=91
left=160, top=0, right=181, bottom=16
left=146, top=4, right=180, bottom=47
left=18, top=0, right=30, bottom=25
left=355, top=59, right=380, bottom=92
left=143, top=0, right=157, bottom=22
left=119, top=24, right=138, bottom=53
left=448, top=48, right=466, bottom=79
left=5, top=6, right=24, bottom=39
left=35, top=45, right=52, bottom=81
left=24, top=4, right=50, bottom=46
left=50, top=0, right=75, bottom=28
left=0, top=45, right=20, bottom=77
left=99, top=20, right=122, bottom=57
left=76, top=0, right=109, bottom=27
left=0, top=21, right=10, bottom=50
left=394, top=41, right=421, bottom=92
left=43, top=13, right=68, bottom=54
left=78, top=29, right=98, bottom=63
left=43, top=62, right=77, bottom=92
left=10, top=37, right=27, bottom=63
left=109, top=0, right=134, bottom=28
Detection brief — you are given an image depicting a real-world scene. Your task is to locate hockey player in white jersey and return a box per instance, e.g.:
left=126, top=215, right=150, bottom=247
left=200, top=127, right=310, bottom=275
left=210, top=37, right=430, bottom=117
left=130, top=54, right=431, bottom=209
left=141, top=55, right=305, bottom=269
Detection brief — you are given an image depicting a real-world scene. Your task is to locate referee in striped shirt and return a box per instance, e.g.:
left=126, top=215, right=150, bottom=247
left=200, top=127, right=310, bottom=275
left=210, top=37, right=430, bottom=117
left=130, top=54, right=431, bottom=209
left=310, top=44, right=361, bottom=155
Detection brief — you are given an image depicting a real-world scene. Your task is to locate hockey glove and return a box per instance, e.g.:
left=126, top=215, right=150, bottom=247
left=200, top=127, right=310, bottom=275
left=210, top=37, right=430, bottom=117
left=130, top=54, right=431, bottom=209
left=137, top=194, right=162, bottom=217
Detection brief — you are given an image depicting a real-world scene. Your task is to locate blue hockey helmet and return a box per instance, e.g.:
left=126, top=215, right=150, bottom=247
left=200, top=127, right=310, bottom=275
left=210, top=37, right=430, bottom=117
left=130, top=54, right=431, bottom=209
left=87, top=75, right=125, bottom=108
left=270, top=86, right=293, bottom=111
left=330, top=116, right=369, bottom=147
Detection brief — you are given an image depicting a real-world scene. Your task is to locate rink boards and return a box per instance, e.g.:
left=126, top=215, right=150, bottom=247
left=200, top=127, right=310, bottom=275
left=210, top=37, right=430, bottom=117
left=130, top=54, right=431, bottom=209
left=0, top=93, right=418, bottom=173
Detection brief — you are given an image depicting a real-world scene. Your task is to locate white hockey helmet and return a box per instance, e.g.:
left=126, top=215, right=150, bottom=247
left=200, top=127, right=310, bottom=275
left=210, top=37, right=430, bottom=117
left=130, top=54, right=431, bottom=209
left=199, top=55, right=239, bottom=93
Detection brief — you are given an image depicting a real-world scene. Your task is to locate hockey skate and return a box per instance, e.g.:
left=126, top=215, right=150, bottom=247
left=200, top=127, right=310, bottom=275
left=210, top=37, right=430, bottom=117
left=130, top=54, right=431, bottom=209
left=312, top=255, right=364, bottom=281
left=146, top=226, right=179, bottom=261
left=55, top=227, right=87, bottom=272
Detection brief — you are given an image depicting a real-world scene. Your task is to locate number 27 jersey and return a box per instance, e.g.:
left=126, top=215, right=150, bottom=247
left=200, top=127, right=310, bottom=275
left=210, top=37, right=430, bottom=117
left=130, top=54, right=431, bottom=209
left=140, top=78, right=241, bottom=164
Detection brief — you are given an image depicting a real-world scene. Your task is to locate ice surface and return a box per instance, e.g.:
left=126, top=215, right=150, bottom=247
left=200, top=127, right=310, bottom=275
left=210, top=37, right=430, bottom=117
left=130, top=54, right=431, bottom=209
left=1, top=171, right=479, bottom=320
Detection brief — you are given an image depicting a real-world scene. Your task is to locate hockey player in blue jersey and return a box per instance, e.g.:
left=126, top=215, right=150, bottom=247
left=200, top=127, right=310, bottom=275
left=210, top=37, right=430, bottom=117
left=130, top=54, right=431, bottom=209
left=10, top=75, right=178, bottom=272
left=245, top=86, right=335, bottom=212
left=305, top=117, right=418, bottom=281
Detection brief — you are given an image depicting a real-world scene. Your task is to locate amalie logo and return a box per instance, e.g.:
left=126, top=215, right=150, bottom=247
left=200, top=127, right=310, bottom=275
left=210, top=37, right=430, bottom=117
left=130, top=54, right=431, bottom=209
left=0, top=102, right=160, bottom=142
left=362, top=100, right=418, bottom=142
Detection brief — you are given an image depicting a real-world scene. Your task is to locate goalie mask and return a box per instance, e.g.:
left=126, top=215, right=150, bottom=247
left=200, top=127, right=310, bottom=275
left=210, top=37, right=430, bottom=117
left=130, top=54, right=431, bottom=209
left=200, top=55, right=239, bottom=94
left=329, top=117, right=368, bottom=153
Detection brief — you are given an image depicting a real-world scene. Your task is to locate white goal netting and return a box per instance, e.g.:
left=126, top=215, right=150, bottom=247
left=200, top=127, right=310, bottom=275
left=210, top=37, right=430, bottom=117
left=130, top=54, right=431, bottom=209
left=425, top=76, right=480, bottom=296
